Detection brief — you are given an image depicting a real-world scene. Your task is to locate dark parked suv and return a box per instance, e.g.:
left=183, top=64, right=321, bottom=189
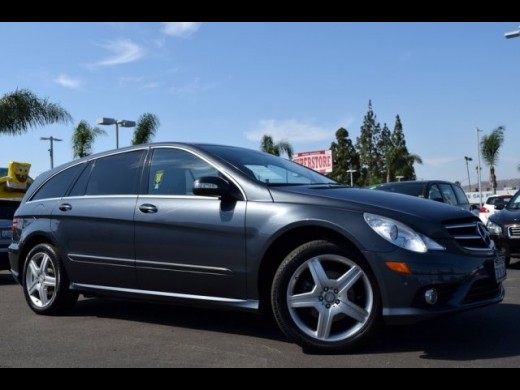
left=487, top=190, right=520, bottom=267
left=0, top=200, right=19, bottom=270
left=9, top=144, right=505, bottom=353
left=374, top=180, right=475, bottom=213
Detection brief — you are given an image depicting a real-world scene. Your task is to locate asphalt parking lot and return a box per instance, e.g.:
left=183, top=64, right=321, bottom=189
left=0, top=263, right=519, bottom=368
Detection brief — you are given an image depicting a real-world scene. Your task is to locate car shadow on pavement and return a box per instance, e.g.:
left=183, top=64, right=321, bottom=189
left=71, top=298, right=288, bottom=343
left=0, top=272, right=15, bottom=285
left=364, top=304, right=520, bottom=361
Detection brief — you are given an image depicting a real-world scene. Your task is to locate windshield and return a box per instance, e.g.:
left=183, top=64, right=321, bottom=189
left=201, top=145, right=337, bottom=186
left=506, top=192, right=520, bottom=211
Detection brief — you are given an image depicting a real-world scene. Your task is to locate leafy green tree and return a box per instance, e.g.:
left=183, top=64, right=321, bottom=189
left=480, top=126, right=506, bottom=194
left=356, top=100, right=383, bottom=186
left=0, top=89, right=72, bottom=135
left=132, top=113, right=160, bottom=145
left=260, top=135, right=294, bottom=159
left=392, top=115, right=405, bottom=148
left=72, top=121, right=106, bottom=158
left=330, top=127, right=360, bottom=185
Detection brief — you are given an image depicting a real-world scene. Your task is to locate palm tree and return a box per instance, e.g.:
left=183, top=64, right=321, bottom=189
left=385, top=146, right=422, bottom=182
left=0, top=89, right=72, bottom=135
left=260, top=135, right=294, bottom=159
left=72, top=121, right=107, bottom=158
left=480, top=126, right=505, bottom=194
left=132, top=113, right=160, bottom=145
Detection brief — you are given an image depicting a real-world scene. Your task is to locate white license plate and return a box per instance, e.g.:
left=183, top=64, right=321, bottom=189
left=1, top=229, right=12, bottom=240
left=494, top=257, right=507, bottom=284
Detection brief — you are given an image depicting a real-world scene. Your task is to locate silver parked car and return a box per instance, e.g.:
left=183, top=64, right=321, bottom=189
left=9, top=144, right=505, bottom=353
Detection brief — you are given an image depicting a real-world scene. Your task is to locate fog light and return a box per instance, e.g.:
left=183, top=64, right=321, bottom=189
left=424, top=289, right=438, bottom=305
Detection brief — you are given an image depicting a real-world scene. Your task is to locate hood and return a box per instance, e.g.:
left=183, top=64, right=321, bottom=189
left=269, top=185, right=476, bottom=226
left=490, top=208, right=520, bottom=225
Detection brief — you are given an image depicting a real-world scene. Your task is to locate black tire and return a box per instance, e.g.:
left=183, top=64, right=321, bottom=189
left=271, top=240, right=381, bottom=354
left=22, top=243, right=78, bottom=315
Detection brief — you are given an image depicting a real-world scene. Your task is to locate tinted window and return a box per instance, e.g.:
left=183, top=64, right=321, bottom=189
left=378, top=183, right=426, bottom=197
left=31, top=164, right=85, bottom=201
left=0, top=201, right=19, bottom=220
left=438, top=183, right=458, bottom=206
left=428, top=184, right=443, bottom=201
left=507, top=192, right=520, bottom=210
left=85, top=151, right=145, bottom=196
left=452, top=185, right=469, bottom=205
left=148, top=148, right=219, bottom=196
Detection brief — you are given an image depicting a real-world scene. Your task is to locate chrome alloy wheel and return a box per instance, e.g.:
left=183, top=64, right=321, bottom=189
left=287, top=255, right=374, bottom=342
left=25, top=252, right=58, bottom=308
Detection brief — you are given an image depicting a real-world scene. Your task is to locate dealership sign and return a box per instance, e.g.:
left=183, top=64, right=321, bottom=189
left=293, top=150, right=333, bottom=174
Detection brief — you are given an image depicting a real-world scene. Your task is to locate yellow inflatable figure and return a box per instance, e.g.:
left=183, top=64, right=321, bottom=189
left=0, top=161, right=33, bottom=199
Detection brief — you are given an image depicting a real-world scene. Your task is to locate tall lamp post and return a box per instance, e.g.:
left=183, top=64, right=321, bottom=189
left=97, top=117, right=136, bottom=149
left=396, top=175, right=405, bottom=182
left=464, top=156, right=473, bottom=192
left=346, top=169, right=357, bottom=187
left=476, top=128, right=484, bottom=208
left=40, top=136, right=63, bottom=169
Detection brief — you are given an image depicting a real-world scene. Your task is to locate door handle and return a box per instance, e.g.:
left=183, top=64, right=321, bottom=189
left=59, top=203, right=72, bottom=212
left=139, top=204, right=158, bottom=214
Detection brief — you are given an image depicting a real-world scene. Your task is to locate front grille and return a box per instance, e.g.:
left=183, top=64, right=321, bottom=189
left=463, top=278, right=502, bottom=304
left=509, top=226, right=520, bottom=238
left=444, top=220, right=494, bottom=252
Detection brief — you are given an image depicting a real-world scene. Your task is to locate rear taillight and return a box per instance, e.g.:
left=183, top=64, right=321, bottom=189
left=479, top=207, right=489, bottom=213
left=12, top=217, right=20, bottom=232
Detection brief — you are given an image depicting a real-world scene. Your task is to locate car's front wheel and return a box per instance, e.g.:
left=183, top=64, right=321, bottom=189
left=23, top=243, right=78, bottom=315
left=271, top=240, right=380, bottom=353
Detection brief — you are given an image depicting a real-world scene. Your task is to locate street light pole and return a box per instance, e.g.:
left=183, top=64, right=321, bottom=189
left=476, top=128, right=484, bottom=208
left=346, top=169, right=357, bottom=187
left=40, top=136, right=63, bottom=169
left=464, top=156, right=473, bottom=191
left=97, top=117, right=136, bottom=149
left=396, top=175, right=405, bottom=182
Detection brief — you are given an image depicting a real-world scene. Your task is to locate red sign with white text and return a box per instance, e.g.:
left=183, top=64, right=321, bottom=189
left=293, top=150, right=333, bottom=174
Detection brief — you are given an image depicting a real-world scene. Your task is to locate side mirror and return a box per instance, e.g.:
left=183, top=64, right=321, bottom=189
left=193, top=176, right=232, bottom=198
left=495, top=199, right=505, bottom=211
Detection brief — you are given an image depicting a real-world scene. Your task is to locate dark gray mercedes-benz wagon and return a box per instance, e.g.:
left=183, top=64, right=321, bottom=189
left=9, top=143, right=505, bottom=353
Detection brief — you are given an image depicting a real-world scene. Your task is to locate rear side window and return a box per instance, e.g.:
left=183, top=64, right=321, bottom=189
left=31, top=164, right=85, bottom=201
left=83, top=151, right=145, bottom=196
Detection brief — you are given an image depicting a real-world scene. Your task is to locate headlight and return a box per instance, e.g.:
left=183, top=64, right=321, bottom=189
left=486, top=221, right=502, bottom=235
left=364, top=213, right=445, bottom=253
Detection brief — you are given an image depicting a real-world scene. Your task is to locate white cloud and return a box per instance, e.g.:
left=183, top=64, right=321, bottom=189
left=54, top=74, right=82, bottom=90
left=246, top=120, right=334, bottom=145
left=422, top=157, right=459, bottom=168
left=92, top=39, right=143, bottom=67
left=162, top=22, right=201, bottom=37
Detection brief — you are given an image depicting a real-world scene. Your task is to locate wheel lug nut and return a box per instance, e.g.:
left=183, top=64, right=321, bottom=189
left=324, top=288, right=329, bottom=292
left=334, top=289, right=339, bottom=294
left=326, top=304, right=331, bottom=309
left=319, top=297, right=323, bottom=301
left=335, top=300, right=340, bottom=304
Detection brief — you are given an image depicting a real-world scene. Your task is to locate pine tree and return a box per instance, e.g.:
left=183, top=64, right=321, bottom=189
left=330, top=127, right=360, bottom=185
left=356, top=100, right=383, bottom=186
left=392, top=115, right=406, bottom=148
left=378, top=123, right=393, bottom=182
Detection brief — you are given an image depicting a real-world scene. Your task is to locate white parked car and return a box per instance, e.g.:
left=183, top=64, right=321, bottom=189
left=479, top=194, right=513, bottom=224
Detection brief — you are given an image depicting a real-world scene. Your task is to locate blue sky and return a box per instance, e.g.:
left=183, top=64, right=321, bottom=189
left=1, top=22, right=519, bottom=186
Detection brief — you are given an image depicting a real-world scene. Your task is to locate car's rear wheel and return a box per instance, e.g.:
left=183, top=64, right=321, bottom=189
left=271, top=240, right=380, bottom=354
left=23, top=243, right=78, bottom=315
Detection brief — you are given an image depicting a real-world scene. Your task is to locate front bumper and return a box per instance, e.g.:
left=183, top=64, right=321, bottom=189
left=365, top=249, right=505, bottom=325
left=491, top=234, right=520, bottom=258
